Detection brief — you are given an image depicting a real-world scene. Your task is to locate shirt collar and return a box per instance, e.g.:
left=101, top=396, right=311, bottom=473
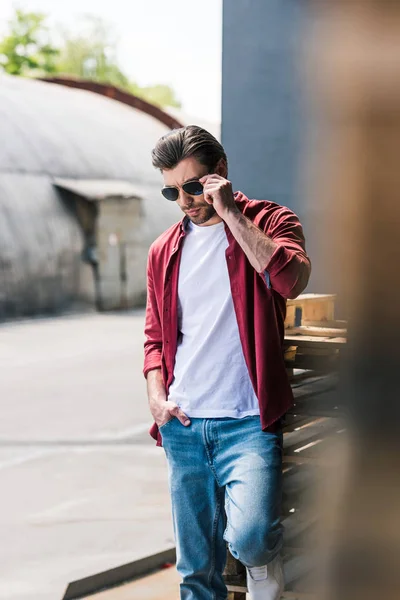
left=180, top=215, right=190, bottom=232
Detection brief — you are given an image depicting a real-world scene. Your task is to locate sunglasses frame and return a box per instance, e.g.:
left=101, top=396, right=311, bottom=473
left=161, top=178, right=205, bottom=201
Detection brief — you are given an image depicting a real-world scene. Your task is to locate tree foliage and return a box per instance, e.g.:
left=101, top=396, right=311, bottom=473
left=0, top=9, right=181, bottom=109
left=56, top=16, right=130, bottom=89
left=0, top=9, right=59, bottom=75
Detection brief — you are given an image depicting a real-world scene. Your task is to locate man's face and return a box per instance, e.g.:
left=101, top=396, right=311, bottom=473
left=162, top=157, right=220, bottom=226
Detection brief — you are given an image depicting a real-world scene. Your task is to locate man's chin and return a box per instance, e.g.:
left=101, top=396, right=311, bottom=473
left=187, top=206, right=216, bottom=225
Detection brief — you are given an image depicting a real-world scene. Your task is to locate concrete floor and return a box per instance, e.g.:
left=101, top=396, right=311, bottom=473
left=84, top=566, right=181, bottom=600
left=0, top=310, right=174, bottom=600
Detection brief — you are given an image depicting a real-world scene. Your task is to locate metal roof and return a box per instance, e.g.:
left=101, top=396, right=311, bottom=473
left=0, top=74, right=170, bottom=183
left=53, top=178, right=142, bottom=201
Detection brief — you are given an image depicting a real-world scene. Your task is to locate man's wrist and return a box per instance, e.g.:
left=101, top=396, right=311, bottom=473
left=222, top=203, right=241, bottom=224
left=150, top=396, right=167, bottom=407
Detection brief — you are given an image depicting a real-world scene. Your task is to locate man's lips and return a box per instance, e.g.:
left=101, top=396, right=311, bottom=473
left=186, top=208, right=200, bottom=216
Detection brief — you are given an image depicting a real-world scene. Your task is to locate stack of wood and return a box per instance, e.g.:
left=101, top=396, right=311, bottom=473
left=225, top=293, right=347, bottom=599
left=284, top=294, right=346, bottom=372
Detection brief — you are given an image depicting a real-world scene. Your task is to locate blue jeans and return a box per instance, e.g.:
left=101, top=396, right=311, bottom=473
left=160, top=415, right=284, bottom=600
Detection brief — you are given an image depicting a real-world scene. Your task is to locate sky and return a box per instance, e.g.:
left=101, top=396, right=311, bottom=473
left=0, top=0, right=222, bottom=122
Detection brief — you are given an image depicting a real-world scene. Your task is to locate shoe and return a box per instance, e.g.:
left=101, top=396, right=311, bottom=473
left=246, top=554, right=284, bottom=599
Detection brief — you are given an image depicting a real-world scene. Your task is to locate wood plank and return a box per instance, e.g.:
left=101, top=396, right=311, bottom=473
left=290, top=389, right=345, bottom=419
left=285, top=294, right=336, bottom=327
left=286, top=325, right=347, bottom=338
left=288, top=369, right=319, bottom=383
left=285, top=352, right=340, bottom=372
left=302, top=319, right=347, bottom=329
left=283, top=415, right=319, bottom=432
left=291, top=373, right=337, bottom=397
left=283, top=417, right=345, bottom=461
left=284, top=335, right=346, bottom=349
left=288, top=294, right=336, bottom=302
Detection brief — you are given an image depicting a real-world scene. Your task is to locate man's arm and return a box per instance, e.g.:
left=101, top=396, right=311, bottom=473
left=224, top=209, right=279, bottom=273
left=143, top=253, right=163, bottom=377
left=224, top=206, right=311, bottom=299
left=143, top=252, right=191, bottom=427
left=199, top=173, right=311, bottom=300
left=146, top=368, right=167, bottom=426
left=147, top=368, right=190, bottom=427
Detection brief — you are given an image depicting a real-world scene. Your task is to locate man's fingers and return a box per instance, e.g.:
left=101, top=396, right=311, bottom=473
left=169, top=404, right=191, bottom=426
left=199, top=174, right=220, bottom=183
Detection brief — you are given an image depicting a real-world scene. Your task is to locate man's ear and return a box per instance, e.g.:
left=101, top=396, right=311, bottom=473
left=214, top=158, right=228, bottom=179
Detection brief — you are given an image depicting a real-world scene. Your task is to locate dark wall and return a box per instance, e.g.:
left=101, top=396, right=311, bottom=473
left=222, top=0, right=328, bottom=294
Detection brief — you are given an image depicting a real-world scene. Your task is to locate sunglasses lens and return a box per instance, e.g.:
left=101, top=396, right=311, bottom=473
left=161, top=187, right=179, bottom=201
left=183, top=181, right=204, bottom=196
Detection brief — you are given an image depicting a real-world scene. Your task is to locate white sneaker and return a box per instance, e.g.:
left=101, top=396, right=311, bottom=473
left=246, top=554, right=284, bottom=600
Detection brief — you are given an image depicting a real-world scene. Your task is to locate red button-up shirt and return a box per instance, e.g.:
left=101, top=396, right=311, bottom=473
left=144, top=192, right=311, bottom=446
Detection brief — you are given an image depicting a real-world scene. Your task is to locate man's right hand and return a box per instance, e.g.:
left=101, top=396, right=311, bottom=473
left=146, top=368, right=191, bottom=428
left=153, top=400, right=191, bottom=428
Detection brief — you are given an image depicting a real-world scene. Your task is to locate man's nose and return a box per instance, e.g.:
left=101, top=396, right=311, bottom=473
left=178, top=189, right=192, bottom=206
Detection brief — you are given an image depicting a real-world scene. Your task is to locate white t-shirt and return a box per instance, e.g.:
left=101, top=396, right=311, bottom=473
left=167, top=219, right=260, bottom=418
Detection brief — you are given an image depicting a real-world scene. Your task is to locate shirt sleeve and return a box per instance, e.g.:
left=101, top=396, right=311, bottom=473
left=143, top=249, right=163, bottom=378
left=258, top=205, right=311, bottom=300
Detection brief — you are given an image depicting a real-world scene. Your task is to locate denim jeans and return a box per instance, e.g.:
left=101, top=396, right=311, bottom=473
left=160, top=415, right=284, bottom=600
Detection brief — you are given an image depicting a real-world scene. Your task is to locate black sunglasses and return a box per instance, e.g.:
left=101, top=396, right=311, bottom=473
left=161, top=179, right=204, bottom=201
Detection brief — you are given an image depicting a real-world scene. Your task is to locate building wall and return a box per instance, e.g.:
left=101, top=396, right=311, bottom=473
left=0, top=74, right=182, bottom=319
left=222, top=0, right=327, bottom=293
left=0, top=174, right=84, bottom=318
left=96, top=197, right=144, bottom=310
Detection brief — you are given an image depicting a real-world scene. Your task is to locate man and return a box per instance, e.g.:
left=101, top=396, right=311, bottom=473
left=144, top=125, right=311, bottom=600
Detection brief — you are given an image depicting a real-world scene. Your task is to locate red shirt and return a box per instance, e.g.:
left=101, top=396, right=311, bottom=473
left=144, top=192, right=311, bottom=446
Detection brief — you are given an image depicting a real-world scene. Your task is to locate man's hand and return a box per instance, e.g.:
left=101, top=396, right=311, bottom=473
left=152, top=400, right=191, bottom=429
left=199, top=174, right=239, bottom=220
left=146, top=368, right=191, bottom=428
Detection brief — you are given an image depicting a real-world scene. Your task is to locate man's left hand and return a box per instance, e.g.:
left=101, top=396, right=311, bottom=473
left=199, top=174, right=239, bottom=220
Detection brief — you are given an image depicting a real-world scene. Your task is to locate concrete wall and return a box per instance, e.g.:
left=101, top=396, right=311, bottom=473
left=97, top=197, right=145, bottom=310
left=222, top=0, right=327, bottom=293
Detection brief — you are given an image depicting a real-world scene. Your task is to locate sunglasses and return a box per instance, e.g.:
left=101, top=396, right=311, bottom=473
left=161, top=179, right=204, bottom=201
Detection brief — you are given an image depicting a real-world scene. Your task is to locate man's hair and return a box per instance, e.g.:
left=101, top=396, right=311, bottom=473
left=151, top=125, right=227, bottom=173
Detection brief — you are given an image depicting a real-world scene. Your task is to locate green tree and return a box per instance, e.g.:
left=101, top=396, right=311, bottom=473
left=56, top=16, right=129, bottom=88
left=129, top=82, right=181, bottom=109
left=56, top=16, right=181, bottom=108
left=0, top=9, right=59, bottom=75
left=0, top=9, right=181, bottom=109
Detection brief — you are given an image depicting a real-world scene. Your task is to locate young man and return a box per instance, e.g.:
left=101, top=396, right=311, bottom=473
left=144, top=126, right=311, bottom=600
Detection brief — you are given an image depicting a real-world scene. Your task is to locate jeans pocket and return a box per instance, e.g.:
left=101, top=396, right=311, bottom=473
left=159, top=417, right=175, bottom=431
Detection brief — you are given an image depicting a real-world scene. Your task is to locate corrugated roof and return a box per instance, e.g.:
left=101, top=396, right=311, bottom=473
left=0, top=74, right=170, bottom=183
left=53, top=178, right=142, bottom=200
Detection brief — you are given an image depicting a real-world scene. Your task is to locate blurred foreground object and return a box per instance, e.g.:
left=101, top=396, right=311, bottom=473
left=306, top=1, right=400, bottom=598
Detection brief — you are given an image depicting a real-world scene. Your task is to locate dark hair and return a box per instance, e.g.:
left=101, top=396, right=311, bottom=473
left=151, top=125, right=227, bottom=173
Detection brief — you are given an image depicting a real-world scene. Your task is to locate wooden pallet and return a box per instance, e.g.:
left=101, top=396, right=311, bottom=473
left=224, top=369, right=346, bottom=598
left=226, top=293, right=346, bottom=597
left=225, top=300, right=347, bottom=598
left=285, top=294, right=337, bottom=329
left=284, top=294, right=346, bottom=372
